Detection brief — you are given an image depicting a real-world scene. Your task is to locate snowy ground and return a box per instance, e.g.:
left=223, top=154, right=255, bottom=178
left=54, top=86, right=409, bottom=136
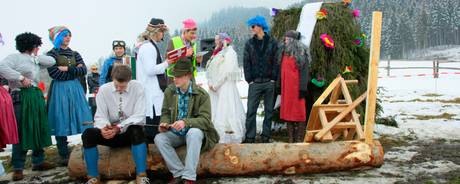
left=1, top=61, right=460, bottom=183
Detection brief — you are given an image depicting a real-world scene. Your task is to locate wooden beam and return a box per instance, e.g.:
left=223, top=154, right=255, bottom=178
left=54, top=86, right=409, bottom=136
left=344, top=80, right=359, bottom=84
left=329, top=81, right=342, bottom=104
left=340, top=79, right=365, bottom=139
left=364, top=11, right=383, bottom=145
left=318, top=109, right=333, bottom=142
left=334, top=122, right=359, bottom=129
left=313, top=76, right=342, bottom=106
left=306, top=106, right=320, bottom=131
left=315, top=93, right=367, bottom=141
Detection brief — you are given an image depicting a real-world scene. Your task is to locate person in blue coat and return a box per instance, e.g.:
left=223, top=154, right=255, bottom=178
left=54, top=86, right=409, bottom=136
left=99, top=40, right=126, bottom=85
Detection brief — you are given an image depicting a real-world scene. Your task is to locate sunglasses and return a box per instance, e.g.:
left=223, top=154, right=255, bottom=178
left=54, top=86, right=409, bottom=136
left=113, top=41, right=126, bottom=46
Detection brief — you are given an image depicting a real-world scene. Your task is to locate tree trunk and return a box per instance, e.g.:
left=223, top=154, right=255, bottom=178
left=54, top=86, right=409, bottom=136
left=68, top=140, right=384, bottom=180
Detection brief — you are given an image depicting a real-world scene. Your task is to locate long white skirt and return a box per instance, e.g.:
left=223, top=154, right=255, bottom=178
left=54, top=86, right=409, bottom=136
left=209, top=80, right=246, bottom=143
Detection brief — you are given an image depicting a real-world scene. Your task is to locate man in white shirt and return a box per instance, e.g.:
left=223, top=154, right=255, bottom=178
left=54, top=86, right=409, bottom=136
left=81, top=65, right=149, bottom=184
left=136, top=18, right=174, bottom=143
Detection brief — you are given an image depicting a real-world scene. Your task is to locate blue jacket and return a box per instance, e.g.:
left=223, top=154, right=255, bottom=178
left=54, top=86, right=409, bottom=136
left=99, top=57, right=122, bottom=85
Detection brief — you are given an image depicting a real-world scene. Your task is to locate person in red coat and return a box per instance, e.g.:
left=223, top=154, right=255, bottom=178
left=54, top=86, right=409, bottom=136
left=276, top=30, right=311, bottom=143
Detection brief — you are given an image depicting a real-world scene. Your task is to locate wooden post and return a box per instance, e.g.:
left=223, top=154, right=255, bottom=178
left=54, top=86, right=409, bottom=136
left=433, top=60, right=438, bottom=78
left=436, top=60, right=440, bottom=78
left=387, top=56, right=391, bottom=76
left=364, top=11, right=383, bottom=145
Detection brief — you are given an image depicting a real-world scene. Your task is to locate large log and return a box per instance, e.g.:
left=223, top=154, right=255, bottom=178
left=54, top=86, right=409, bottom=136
left=68, top=141, right=384, bottom=179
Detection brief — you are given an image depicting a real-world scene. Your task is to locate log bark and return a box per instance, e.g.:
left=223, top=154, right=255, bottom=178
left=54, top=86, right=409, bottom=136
left=68, top=140, right=384, bottom=179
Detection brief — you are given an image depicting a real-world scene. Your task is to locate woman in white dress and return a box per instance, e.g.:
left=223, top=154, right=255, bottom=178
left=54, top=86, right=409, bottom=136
left=206, top=33, right=246, bottom=143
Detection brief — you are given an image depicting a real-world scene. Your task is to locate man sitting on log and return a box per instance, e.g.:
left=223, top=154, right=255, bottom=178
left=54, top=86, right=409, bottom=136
left=81, top=65, right=149, bottom=184
left=154, top=60, right=219, bottom=184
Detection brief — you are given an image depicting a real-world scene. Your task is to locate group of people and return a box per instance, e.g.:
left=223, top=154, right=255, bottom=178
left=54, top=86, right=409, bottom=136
left=0, top=15, right=312, bottom=184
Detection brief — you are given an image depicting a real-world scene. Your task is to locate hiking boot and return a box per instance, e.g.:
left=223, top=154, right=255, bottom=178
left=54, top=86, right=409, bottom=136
left=58, top=157, right=69, bottom=167
left=168, top=177, right=183, bottom=184
left=261, top=137, right=271, bottom=143
left=12, top=170, right=24, bottom=181
left=242, top=138, right=255, bottom=144
left=32, top=161, right=55, bottom=171
left=287, top=123, right=295, bottom=143
left=183, top=179, right=196, bottom=184
left=136, top=173, right=150, bottom=184
left=85, top=177, right=101, bottom=184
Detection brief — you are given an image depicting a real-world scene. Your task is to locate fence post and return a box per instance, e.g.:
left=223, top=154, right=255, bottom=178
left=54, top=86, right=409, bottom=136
left=433, top=60, right=439, bottom=78
left=387, top=56, right=391, bottom=76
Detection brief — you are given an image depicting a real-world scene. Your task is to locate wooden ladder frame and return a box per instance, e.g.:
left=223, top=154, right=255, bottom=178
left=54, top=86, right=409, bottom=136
left=304, top=75, right=366, bottom=142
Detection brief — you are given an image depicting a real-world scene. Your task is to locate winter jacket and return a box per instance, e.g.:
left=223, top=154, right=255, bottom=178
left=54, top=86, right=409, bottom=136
left=243, top=34, right=279, bottom=83
left=160, top=82, right=219, bottom=152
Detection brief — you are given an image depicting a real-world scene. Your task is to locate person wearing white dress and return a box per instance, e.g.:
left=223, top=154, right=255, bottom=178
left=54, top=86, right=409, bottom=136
left=206, top=33, right=246, bottom=143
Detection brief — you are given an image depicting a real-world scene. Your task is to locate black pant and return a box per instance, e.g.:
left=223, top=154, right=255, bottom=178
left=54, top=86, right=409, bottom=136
left=145, top=106, right=160, bottom=144
left=245, top=82, right=275, bottom=140
left=82, top=125, right=145, bottom=148
left=88, top=97, right=97, bottom=118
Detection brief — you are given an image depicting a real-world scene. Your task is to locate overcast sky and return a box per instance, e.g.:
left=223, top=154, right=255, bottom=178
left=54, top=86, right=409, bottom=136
left=0, top=0, right=302, bottom=65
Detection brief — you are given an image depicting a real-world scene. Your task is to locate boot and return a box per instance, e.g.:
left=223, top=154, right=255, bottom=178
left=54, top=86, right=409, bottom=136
left=287, top=123, right=295, bottom=143
left=12, top=170, right=24, bottom=181
left=296, top=122, right=307, bottom=143
left=32, top=161, right=55, bottom=171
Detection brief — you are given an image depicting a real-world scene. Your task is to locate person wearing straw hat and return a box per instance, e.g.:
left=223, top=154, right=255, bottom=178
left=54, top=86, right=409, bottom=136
left=46, top=26, right=93, bottom=166
left=136, top=18, right=175, bottom=143
left=154, top=60, right=218, bottom=184
left=0, top=32, right=56, bottom=181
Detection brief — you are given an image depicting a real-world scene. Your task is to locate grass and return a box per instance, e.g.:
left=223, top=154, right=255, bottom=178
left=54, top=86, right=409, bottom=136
left=412, top=112, right=456, bottom=120
left=422, top=93, right=443, bottom=97
left=389, top=97, right=460, bottom=104
left=378, top=135, right=412, bottom=151
left=376, top=116, right=399, bottom=127
left=448, top=176, right=460, bottom=184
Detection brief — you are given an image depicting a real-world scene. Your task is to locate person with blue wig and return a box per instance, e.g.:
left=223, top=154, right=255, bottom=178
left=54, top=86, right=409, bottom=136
left=243, top=15, right=279, bottom=143
left=46, top=26, right=93, bottom=166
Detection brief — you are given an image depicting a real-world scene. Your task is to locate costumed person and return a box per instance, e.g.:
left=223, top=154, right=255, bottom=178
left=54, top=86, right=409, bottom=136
left=166, top=18, right=203, bottom=79
left=276, top=30, right=310, bottom=143
left=0, top=32, right=56, bottom=181
left=99, top=40, right=128, bottom=85
left=154, top=60, right=219, bottom=184
left=206, top=33, right=245, bottom=143
left=46, top=26, right=93, bottom=166
left=87, top=64, right=100, bottom=117
left=0, top=76, right=17, bottom=151
left=136, top=18, right=174, bottom=143
left=243, top=15, right=279, bottom=143
left=82, top=65, right=149, bottom=184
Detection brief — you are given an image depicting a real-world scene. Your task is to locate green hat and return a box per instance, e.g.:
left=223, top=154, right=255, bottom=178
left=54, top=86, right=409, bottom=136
left=171, top=60, right=193, bottom=77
